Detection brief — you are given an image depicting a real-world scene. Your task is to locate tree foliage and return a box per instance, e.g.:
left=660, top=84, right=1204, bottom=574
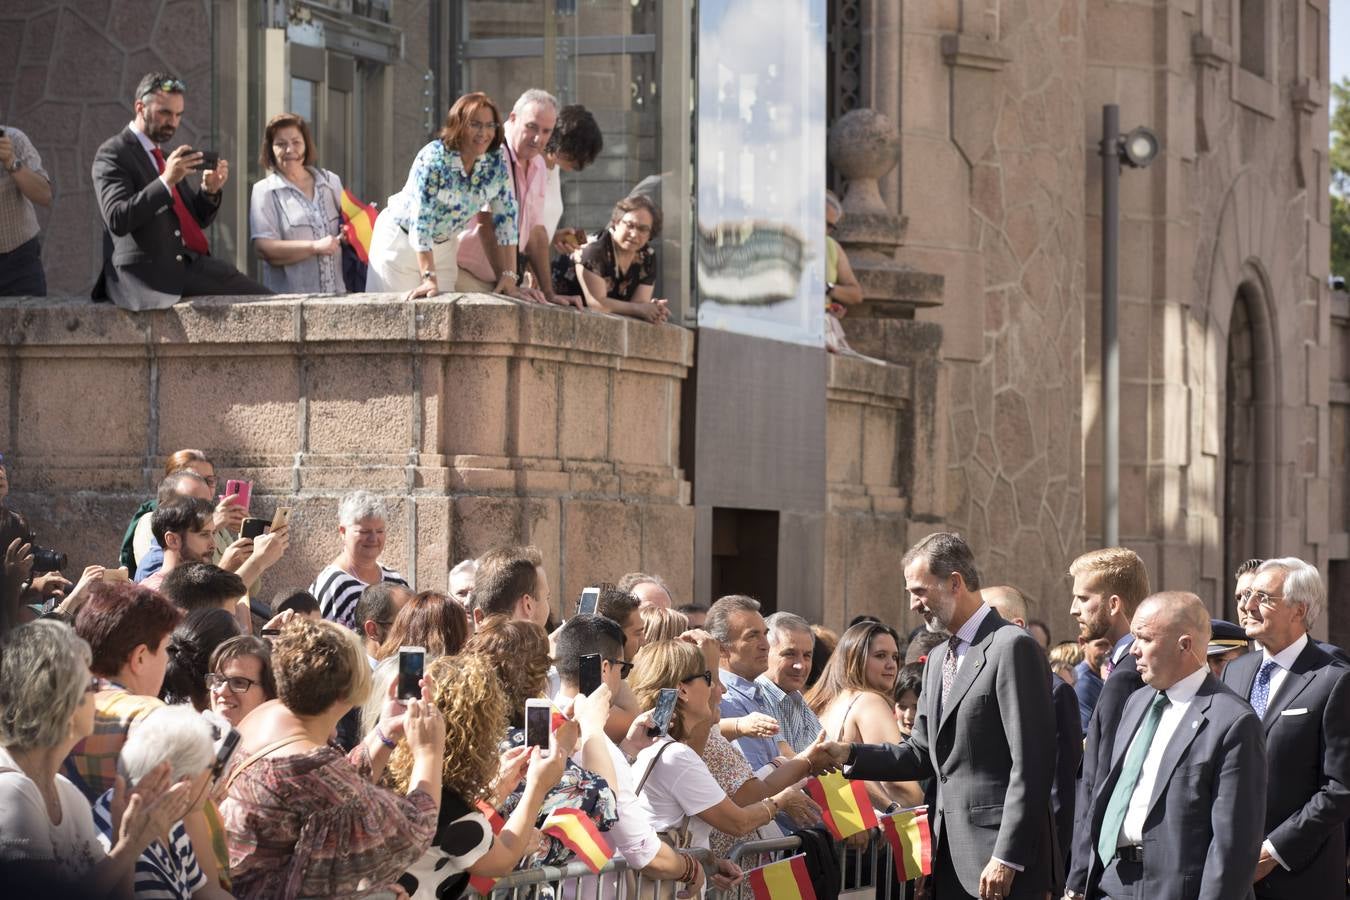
left=1333, top=78, right=1350, bottom=279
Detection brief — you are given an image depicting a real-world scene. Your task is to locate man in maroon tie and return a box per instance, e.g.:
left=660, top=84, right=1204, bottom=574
left=92, top=71, right=268, bottom=310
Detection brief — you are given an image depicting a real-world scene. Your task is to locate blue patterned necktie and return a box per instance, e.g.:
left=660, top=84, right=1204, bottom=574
left=1250, top=659, right=1280, bottom=718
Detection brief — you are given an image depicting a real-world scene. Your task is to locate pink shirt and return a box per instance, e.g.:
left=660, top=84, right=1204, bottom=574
left=456, top=140, right=546, bottom=283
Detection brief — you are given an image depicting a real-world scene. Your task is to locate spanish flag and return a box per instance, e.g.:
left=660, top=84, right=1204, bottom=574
left=805, top=771, right=879, bottom=839
left=541, top=807, right=613, bottom=874
left=748, top=854, right=816, bottom=900
left=468, top=801, right=506, bottom=895
left=339, top=189, right=378, bottom=263
left=880, top=807, right=932, bottom=881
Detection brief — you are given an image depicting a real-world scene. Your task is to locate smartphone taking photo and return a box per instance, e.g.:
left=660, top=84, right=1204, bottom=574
left=579, top=653, right=603, bottom=696
left=524, top=698, right=552, bottom=749
left=576, top=587, right=600, bottom=618
left=648, top=688, right=679, bottom=737
left=224, top=479, right=252, bottom=512
left=240, top=517, right=269, bottom=540
left=398, top=646, right=425, bottom=701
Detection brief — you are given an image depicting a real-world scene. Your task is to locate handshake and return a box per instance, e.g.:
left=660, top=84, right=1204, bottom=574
left=801, top=734, right=855, bottom=775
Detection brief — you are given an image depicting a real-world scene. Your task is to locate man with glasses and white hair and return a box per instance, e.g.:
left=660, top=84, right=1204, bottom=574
left=1220, top=557, right=1350, bottom=898
left=457, top=88, right=577, bottom=306
left=90, top=704, right=221, bottom=898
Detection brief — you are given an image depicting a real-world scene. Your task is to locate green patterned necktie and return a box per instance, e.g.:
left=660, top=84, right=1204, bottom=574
left=1097, top=690, right=1171, bottom=864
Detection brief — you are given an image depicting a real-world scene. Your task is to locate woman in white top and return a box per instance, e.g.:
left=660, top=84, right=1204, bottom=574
left=249, top=112, right=346, bottom=295
left=628, top=640, right=815, bottom=858
left=0, top=619, right=198, bottom=896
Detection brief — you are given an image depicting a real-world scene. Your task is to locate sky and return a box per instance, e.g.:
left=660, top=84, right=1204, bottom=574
left=1335, top=0, right=1348, bottom=105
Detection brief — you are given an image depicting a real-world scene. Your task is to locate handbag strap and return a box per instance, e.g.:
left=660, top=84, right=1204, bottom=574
left=222, top=735, right=310, bottom=795
left=634, top=738, right=678, bottom=797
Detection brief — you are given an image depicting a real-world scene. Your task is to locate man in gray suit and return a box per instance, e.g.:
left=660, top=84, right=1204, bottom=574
left=810, top=532, right=1057, bottom=900
left=1079, top=591, right=1266, bottom=900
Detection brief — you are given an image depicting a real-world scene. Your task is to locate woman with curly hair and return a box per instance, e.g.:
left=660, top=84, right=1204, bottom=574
left=804, top=620, right=921, bottom=808
left=463, top=615, right=616, bottom=869
left=375, top=590, right=468, bottom=661
left=219, top=619, right=446, bottom=898
left=391, top=653, right=566, bottom=899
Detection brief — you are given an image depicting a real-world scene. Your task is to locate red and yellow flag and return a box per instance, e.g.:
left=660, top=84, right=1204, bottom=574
left=541, top=807, right=613, bottom=874
left=805, top=771, right=879, bottom=839
left=468, top=800, right=506, bottom=895
left=339, top=189, right=378, bottom=263
left=880, top=807, right=932, bottom=881
left=748, top=854, right=816, bottom=900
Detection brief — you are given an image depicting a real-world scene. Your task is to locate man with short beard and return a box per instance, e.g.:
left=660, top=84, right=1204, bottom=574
left=92, top=71, right=267, bottom=310
left=1063, top=547, right=1151, bottom=900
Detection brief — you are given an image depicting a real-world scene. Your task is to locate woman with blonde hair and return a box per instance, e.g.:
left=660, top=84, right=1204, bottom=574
left=804, top=620, right=921, bottom=809
left=628, top=640, right=817, bottom=858
left=220, top=619, right=445, bottom=897
left=393, top=653, right=566, bottom=898
left=639, top=605, right=689, bottom=645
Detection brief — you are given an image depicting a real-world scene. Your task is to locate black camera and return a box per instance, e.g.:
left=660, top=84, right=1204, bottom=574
left=29, top=540, right=67, bottom=574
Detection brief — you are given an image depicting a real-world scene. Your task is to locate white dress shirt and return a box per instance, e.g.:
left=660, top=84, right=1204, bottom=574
left=948, top=602, right=993, bottom=673
left=1119, top=665, right=1208, bottom=845
left=1252, top=631, right=1309, bottom=869
left=128, top=120, right=171, bottom=190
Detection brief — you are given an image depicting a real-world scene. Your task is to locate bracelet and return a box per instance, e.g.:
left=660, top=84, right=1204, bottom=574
left=374, top=725, right=396, bottom=749
left=678, top=851, right=698, bottom=884
left=498, top=270, right=520, bottom=284
left=733, top=719, right=742, bottom=738
left=762, top=797, right=778, bottom=818
left=420, top=270, right=438, bottom=282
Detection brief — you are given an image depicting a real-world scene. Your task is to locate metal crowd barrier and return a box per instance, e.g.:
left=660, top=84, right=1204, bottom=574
left=466, top=834, right=910, bottom=900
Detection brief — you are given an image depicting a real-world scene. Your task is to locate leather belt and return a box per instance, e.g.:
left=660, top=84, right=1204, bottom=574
left=1115, top=845, right=1144, bottom=863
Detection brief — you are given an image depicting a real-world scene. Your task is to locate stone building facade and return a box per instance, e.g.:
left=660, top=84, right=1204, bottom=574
left=1, top=1, right=1341, bottom=635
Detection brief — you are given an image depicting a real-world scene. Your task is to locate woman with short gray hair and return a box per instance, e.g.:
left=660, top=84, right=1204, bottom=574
left=308, top=490, right=409, bottom=629
left=90, top=705, right=220, bottom=899
left=0, top=620, right=196, bottom=896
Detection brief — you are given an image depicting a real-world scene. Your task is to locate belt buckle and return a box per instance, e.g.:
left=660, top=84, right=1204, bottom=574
left=1117, top=845, right=1144, bottom=863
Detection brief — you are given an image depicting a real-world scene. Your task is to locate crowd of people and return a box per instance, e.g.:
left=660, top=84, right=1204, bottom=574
left=0, top=445, right=1346, bottom=900
left=0, top=70, right=676, bottom=325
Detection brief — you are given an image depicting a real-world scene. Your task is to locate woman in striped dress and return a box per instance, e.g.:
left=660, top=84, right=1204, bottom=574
left=309, top=490, right=408, bottom=629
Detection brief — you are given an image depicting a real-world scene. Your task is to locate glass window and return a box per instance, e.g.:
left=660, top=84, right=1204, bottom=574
left=291, top=77, right=317, bottom=126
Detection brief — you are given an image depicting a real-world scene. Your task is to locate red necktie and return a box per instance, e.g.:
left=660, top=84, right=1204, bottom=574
left=150, top=146, right=210, bottom=256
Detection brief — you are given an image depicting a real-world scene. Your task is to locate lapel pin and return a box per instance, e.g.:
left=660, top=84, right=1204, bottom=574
left=1191, top=720, right=1199, bottom=729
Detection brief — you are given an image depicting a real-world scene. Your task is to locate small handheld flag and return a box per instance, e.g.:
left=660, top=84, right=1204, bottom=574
left=339, top=189, right=378, bottom=263
left=880, top=807, right=932, bottom=881
left=541, top=807, right=614, bottom=874
left=805, top=771, right=879, bottom=839
left=748, top=854, right=816, bottom=900
left=468, top=800, right=507, bottom=895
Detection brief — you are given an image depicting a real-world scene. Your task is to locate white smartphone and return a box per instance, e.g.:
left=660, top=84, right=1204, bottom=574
left=577, top=586, right=600, bottom=618
left=524, top=698, right=552, bottom=749
left=398, top=645, right=425, bottom=701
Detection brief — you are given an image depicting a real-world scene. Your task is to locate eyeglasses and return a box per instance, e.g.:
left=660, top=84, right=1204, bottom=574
left=207, top=673, right=259, bottom=694
left=681, top=670, right=713, bottom=687
left=1236, top=589, right=1286, bottom=608
left=605, top=658, right=634, bottom=680
left=85, top=676, right=100, bottom=694
left=467, top=120, right=499, bottom=133
left=616, top=218, right=652, bottom=235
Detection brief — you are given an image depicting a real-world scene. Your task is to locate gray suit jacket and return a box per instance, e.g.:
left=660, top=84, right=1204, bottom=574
left=1083, top=673, right=1267, bottom=900
left=849, top=609, right=1057, bottom=897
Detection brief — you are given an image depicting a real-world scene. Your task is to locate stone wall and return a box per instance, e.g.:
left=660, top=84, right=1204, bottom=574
left=1, top=294, right=696, bottom=618
left=0, top=0, right=215, bottom=297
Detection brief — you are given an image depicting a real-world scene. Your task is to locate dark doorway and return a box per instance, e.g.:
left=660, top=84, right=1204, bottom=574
left=1223, top=289, right=1258, bottom=619
left=1329, top=561, right=1350, bottom=653
left=711, top=508, right=779, bottom=613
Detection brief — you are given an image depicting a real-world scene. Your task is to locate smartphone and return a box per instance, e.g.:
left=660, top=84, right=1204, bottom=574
left=398, top=646, right=425, bottom=701
left=270, top=506, right=291, bottom=530
left=579, top=653, right=603, bottom=696
left=202, top=710, right=241, bottom=782
left=240, top=517, right=269, bottom=540
left=197, top=149, right=220, bottom=169
left=224, top=479, right=252, bottom=512
left=103, top=566, right=130, bottom=583
left=647, top=688, right=679, bottom=737
left=524, top=698, right=552, bottom=749
left=577, top=587, right=600, bottom=618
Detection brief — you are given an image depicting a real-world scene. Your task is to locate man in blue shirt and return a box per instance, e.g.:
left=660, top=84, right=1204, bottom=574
left=755, top=611, right=823, bottom=753
left=706, top=594, right=787, bottom=772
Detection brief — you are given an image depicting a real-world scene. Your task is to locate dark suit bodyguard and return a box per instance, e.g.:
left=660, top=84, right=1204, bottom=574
left=1082, top=591, right=1266, bottom=900
left=92, top=72, right=267, bottom=310
left=812, top=532, right=1057, bottom=900
left=1223, top=558, right=1350, bottom=899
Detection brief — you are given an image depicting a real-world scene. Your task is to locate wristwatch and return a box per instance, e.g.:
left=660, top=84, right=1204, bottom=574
left=420, top=269, right=437, bottom=282
left=6, top=159, right=22, bottom=173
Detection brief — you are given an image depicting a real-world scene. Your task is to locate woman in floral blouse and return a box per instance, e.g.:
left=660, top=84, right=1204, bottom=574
left=219, top=619, right=446, bottom=899
left=366, top=91, right=531, bottom=301
left=552, top=194, right=669, bottom=323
